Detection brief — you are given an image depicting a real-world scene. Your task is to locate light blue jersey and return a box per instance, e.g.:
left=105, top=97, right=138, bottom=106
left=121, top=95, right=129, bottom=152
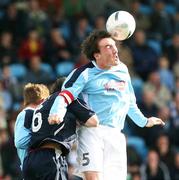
left=51, top=61, right=147, bottom=130
left=14, top=107, right=33, bottom=168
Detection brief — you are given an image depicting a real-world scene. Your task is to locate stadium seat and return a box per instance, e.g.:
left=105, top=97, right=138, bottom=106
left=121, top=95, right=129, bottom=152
left=139, top=5, right=153, bottom=15
left=165, top=4, right=176, bottom=15
left=41, top=63, right=53, bottom=73
left=147, top=39, right=162, bottom=56
left=127, top=136, right=148, bottom=159
left=9, top=63, right=27, bottom=80
left=56, top=61, right=75, bottom=77
left=41, top=63, right=56, bottom=80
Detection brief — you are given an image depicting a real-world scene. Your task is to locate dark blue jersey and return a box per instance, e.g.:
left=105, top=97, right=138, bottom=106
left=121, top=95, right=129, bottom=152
left=24, top=109, right=34, bottom=129
left=29, top=92, right=95, bottom=155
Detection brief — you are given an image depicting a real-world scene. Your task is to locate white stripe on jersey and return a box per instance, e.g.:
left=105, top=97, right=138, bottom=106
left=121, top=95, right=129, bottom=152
left=54, top=123, right=65, bottom=136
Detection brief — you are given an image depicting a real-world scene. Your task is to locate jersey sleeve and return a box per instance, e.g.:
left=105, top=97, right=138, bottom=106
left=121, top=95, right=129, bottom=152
left=61, top=68, right=88, bottom=101
left=49, top=68, right=88, bottom=117
left=68, top=98, right=95, bottom=124
left=14, top=110, right=32, bottom=149
left=127, top=73, right=148, bottom=127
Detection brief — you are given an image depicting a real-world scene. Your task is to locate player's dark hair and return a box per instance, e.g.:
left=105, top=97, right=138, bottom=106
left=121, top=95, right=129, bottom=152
left=50, top=77, right=66, bottom=94
left=81, top=30, right=111, bottom=60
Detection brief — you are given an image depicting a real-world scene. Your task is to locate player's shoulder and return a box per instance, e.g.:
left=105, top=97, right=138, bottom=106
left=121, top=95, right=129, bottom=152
left=15, top=109, right=28, bottom=126
left=74, top=62, right=95, bottom=75
left=16, top=107, right=34, bottom=120
left=78, top=61, right=95, bottom=70
left=16, top=108, right=27, bottom=119
left=111, top=61, right=128, bottom=73
left=64, top=62, right=95, bottom=87
left=120, top=61, right=128, bottom=69
left=15, top=111, right=25, bottom=124
left=117, top=61, right=129, bottom=73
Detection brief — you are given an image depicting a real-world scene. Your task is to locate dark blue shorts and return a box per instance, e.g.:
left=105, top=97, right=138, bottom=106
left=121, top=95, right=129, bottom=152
left=23, top=148, right=68, bottom=180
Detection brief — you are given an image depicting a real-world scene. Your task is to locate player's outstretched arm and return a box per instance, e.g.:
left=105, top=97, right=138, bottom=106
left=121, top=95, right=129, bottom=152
left=84, top=114, right=99, bottom=127
left=48, top=96, right=67, bottom=124
left=145, top=117, right=165, bottom=128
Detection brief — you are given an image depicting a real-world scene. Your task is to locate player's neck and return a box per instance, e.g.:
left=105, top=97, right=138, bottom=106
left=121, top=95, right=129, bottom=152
left=27, top=104, right=39, bottom=108
left=28, top=101, right=43, bottom=107
left=95, top=61, right=111, bottom=70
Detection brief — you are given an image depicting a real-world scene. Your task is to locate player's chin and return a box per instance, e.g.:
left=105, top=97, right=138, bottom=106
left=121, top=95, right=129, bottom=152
left=114, top=58, right=120, bottom=65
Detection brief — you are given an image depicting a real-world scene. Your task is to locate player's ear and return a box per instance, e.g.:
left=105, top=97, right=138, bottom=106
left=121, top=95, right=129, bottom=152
left=94, top=53, right=99, bottom=60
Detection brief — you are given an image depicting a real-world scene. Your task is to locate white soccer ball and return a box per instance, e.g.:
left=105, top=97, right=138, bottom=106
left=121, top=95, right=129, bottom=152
left=106, top=11, right=136, bottom=41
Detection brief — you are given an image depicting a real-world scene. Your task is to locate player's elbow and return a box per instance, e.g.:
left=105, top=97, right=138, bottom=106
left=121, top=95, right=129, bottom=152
left=85, top=115, right=99, bottom=127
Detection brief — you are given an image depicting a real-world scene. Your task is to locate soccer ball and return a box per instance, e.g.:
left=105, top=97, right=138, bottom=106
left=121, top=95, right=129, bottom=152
left=106, top=11, right=136, bottom=41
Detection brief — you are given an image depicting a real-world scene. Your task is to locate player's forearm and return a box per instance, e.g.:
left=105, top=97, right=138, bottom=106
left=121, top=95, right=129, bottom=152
left=48, top=95, right=68, bottom=124
left=128, top=104, right=148, bottom=127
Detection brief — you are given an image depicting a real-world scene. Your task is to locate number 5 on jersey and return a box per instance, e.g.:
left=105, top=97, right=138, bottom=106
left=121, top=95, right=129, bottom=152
left=82, top=152, right=90, bottom=166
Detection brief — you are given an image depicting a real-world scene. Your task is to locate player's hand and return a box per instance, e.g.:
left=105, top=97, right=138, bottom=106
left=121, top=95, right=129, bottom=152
left=145, top=117, right=165, bottom=128
left=48, top=114, right=63, bottom=125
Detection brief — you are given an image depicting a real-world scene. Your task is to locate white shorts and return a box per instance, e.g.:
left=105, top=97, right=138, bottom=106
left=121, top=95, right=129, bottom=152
left=74, top=125, right=127, bottom=180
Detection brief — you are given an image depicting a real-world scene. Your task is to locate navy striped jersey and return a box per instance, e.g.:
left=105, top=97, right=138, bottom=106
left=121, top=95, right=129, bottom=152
left=29, top=92, right=95, bottom=155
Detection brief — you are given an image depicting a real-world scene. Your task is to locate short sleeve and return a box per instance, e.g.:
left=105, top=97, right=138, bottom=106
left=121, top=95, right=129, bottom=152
left=68, top=98, right=95, bottom=124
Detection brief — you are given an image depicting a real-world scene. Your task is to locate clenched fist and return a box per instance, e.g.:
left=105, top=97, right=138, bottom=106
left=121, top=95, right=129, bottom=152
left=48, top=114, right=63, bottom=125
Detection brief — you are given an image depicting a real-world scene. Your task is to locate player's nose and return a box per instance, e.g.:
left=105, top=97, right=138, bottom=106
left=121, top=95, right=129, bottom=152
left=112, top=46, right=118, bottom=53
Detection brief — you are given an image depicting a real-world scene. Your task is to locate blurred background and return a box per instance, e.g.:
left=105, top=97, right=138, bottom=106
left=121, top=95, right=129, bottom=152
left=0, top=0, right=179, bottom=179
